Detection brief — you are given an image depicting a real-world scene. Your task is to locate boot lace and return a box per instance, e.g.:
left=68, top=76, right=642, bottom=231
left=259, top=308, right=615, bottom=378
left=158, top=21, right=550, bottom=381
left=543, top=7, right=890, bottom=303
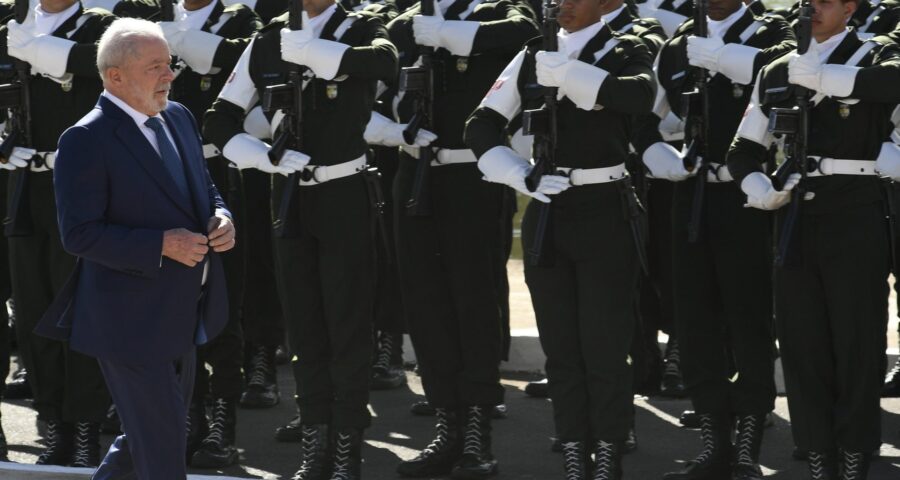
left=373, top=332, right=394, bottom=372
left=808, top=451, right=830, bottom=480
left=592, top=440, right=615, bottom=480
left=734, top=415, right=760, bottom=466
left=202, top=398, right=228, bottom=447
left=841, top=451, right=864, bottom=480
left=248, top=346, right=271, bottom=388
left=561, top=442, right=585, bottom=480
left=462, top=406, right=485, bottom=456
left=71, top=422, right=93, bottom=466
left=331, top=431, right=354, bottom=480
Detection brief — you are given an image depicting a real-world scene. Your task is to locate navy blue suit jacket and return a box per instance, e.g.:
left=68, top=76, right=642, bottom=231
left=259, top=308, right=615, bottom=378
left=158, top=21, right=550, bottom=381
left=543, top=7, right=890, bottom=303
left=38, top=96, right=230, bottom=364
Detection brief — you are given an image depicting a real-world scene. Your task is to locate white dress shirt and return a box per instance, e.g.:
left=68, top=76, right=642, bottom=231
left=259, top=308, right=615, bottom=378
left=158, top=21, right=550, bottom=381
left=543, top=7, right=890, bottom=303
left=102, top=91, right=182, bottom=161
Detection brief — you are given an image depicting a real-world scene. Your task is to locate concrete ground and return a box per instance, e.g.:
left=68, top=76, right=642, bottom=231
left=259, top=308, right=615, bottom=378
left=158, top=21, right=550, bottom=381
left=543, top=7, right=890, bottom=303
left=2, top=259, right=900, bottom=479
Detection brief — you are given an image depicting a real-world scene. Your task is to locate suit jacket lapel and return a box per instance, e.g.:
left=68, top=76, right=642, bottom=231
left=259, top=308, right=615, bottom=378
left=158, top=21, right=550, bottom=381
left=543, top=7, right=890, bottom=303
left=100, top=97, right=197, bottom=220
left=161, top=108, right=210, bottom=225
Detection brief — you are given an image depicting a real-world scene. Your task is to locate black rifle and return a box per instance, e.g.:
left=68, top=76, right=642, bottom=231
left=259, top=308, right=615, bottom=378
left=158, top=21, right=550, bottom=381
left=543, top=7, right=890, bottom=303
left=682, top=0, right=709, bottom=243
left=521, top=0, right=559, bottom=267
left=767, top=0, right=813, bottom=266
left=1, top=0, right=34, bottom=237
left=400, top=0, right=436, bottom=216
left=263, top=0, right=304, bottom=238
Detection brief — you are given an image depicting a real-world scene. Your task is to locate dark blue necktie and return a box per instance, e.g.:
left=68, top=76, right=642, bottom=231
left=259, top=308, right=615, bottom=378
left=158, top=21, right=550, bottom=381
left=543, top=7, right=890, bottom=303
left=144, top=116, right=190, bottom=199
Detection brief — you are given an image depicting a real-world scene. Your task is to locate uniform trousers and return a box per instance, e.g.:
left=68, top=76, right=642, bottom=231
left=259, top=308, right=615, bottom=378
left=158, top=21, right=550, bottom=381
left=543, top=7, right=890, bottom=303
left=671, top=181, right=776, bottom=417
left=393, top=154, right=505, bottom=409
left=524, top=182, right=638, bottom=442
left=8, top=172, right=108, bottom=421
left=776, top=203, right=889, bottom=453
left=272, top=172, right=376, bottom=428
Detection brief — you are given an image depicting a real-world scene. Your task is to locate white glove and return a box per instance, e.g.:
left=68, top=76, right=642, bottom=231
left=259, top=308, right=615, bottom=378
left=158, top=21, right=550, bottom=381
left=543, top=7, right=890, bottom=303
left=160, top=22, right=223, bottom=75
left=280, top=16, right=349, bottom=80
left=686, top=35, right=725, bottom=73
left=364, top=112, right=437, bottom=147
left=7, top=20, right=75, bottom=78
left=536, top=51, right=608, bottom=111
left=412, top=0, right=479, bottom=57
left=876, top=142, right=900, bottom=180
left=741, top=171, right=800, bottom=210
left=221, top=133, right=310, bottom=175
left=243, top=106, right=272, bottom=140
left=3, top=146, right=35, bottom=169
left=788, top=48, right=858, bottom=98
left=642, top=142, right=691, bottom=181
left=478, top=146, right=571, bottom=203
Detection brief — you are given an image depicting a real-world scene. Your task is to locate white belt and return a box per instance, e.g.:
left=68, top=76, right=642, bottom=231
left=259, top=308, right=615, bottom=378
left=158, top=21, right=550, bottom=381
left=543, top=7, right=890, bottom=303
left=401, top=146, right=478, bottom=166
left=555, top=163, right=628, bottom=185
left=298, top=156, right=367, bottom=186
left=805, top=157, right=877, bottom=177
left=30, top=152, right=54, bottom=172
left=705, top=162, right=734, bottom=183
left=203, top=144, right=221, bottom=159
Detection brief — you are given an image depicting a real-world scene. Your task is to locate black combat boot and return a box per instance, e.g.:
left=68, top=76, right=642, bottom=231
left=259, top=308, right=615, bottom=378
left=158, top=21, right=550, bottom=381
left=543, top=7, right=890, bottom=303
left=192, top=397, right=239, bottom=468
left=882, top=357, right=900, bottom=397
left=807, top=451, right=839, bottom=480
left=370, top=331, right=406, bottom=390
left=397, top=408, right=462, bottom=477
left=36, top=420, right=74, bottom=466
left=291, top=424, right=331, bottom=480
left=186, top=398, right=209, bottom=461
left=660, top=339, right=686, bottom=398
left=450, top=406, right=498, bottom=479
left=329, top=428, right=363, bottom=480
left=241, top=345, right=279, bottom=408
left=591, top=440, right=622, bottom=480
left=838, top=450, right=870, bottom=480
left=560, top=441, right=590, bottom=480
left=732, top=414, right=766, bottom=480
left=277, top=411, right=304, bottom=442
left=662, top=414, right=732, bottom=480
left=70, top=422, right=101, bottom=468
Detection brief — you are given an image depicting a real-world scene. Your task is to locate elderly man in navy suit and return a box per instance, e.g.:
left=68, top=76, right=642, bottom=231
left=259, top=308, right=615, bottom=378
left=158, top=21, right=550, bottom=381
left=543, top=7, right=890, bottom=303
left=46, top=17, right=241, bottom=479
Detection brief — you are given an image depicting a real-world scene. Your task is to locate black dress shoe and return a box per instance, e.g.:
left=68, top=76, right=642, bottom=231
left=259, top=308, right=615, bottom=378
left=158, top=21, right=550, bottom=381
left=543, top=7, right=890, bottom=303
left=276, top=413, right=303, bottom=442
left=4, top=372, right=31, bottom=400
left=524, top=379, right=550, bottom=398
left=680, top=410, right=700, bottom=429
left=410, top=401, right=437, bottom=416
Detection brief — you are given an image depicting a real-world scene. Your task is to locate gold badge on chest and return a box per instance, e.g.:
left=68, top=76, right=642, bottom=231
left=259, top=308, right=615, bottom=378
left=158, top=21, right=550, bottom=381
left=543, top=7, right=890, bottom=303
left=61, top=79, right=73, bottom=92
left=326, top=83, right=339, bottom=100
left=838, top=103, right=851, bottom=119
left=456, top=57, right=469, bottom=73
left=200, top=76, right=212, bottom=92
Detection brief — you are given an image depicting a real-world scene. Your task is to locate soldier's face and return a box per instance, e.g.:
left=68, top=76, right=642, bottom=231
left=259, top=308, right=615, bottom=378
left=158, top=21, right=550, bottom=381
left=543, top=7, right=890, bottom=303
left=40, top=0, right=78, bottom=14
left=107, top=37, right=175, bottom=116
left=811, top=0, right=856, bottom=40
left=558, top=0, right=605, bottom=33
left=707, top=0, right=743, bottom=21
left=303, top=0, right=335, bottom=17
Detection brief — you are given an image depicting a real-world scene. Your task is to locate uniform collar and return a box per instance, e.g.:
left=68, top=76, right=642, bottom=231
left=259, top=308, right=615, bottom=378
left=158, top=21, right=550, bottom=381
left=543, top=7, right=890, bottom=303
left=307, top=2, right=338, bottom=38
left=707, top=3, right=747, bottom=40
left=33, top=1, right=81, bottom=36
left=812, top=28, right=850, bottom=64
left=176, top=0, right=219, bottom=31
left=559, top=18, right=606, bottom=59
left=602, top=4, right=629, bottom=30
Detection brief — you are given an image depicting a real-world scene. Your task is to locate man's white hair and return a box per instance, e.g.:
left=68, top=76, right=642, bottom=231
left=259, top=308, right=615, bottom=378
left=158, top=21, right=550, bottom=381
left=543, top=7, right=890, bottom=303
left=96, top=18, right=167, bottom=81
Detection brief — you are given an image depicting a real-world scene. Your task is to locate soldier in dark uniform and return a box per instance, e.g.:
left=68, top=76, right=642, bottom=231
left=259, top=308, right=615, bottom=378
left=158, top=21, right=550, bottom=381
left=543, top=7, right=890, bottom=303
left=204, top=0, right=399, bottom=477
left=383, top=1, right=538, bottom=478
left=632, top=1, right=794, bottom=479
left=726, top=0, right=900, bottom=476
left=466, top=0, right=656, bottom=476
left=0, top=0, right=115, bottom=467
left=158, top=0, right=263, bottom=467
left=0, top=0, right=15, bottom=459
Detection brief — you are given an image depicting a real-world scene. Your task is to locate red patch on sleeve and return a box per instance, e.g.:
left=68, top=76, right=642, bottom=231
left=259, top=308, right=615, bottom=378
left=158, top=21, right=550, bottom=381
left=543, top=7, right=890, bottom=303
left=226, top=72, right=236, bottom=84
left=485, top=79, right=504, bottom=97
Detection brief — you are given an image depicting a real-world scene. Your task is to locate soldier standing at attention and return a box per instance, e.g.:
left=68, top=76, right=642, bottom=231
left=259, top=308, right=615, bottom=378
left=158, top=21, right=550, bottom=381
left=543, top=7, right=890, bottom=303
left=465, top=0, right=656, bottom=476
left=727, top=0, right=900, bottom=476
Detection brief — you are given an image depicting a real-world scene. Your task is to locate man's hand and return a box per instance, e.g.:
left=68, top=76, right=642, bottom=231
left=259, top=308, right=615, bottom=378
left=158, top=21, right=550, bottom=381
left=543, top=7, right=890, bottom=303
left=162, top=228, right=209, bottom=267
left=207, top=215, right=236, bottom=253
